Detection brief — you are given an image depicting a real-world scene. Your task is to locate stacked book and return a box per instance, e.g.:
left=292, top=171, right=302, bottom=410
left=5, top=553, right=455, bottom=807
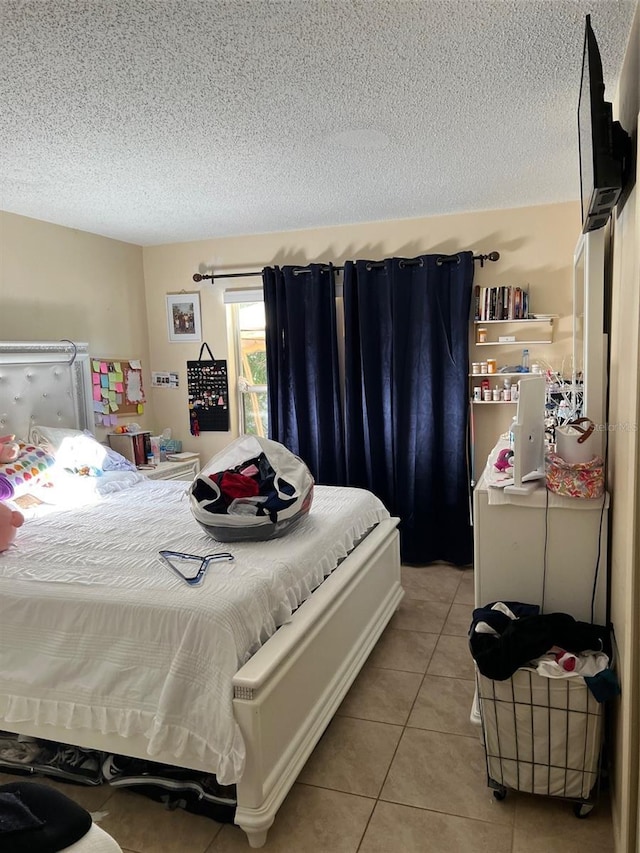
left=474, top=286, right=529, bottom=321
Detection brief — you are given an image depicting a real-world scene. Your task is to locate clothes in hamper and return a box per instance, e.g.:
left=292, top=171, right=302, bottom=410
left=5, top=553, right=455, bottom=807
left=469, top=603, right=611, bottom=681
left=584, top=667, right=622, bottom=702
left=532, top=649, right=609, bottom=679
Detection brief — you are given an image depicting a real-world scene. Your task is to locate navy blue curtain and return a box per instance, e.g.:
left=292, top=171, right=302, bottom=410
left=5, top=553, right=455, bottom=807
left=343, top=254, right=473, bottom=565
left=263, top=264, right=345, bottom=485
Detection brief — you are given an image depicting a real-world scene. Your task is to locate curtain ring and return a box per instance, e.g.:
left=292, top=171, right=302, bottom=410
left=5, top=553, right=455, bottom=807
left=456, top=255, right=461, bottom=265
left=436, top=257, right=443, bottom=266
left=418, top=258, right=424, bottom=267
left=398, top=260, right=405, bottom=269
left=365, top=262, right=372, bottom=271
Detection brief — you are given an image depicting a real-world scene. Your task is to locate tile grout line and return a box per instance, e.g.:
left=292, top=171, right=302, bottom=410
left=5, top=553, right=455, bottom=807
left=355, top=567, right=466, bottom=852
left=355, top=567, right=449, bottom=852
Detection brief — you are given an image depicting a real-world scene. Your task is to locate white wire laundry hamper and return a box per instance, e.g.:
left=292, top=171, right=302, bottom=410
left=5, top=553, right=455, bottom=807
left=476, top=667, right=604, bottom=816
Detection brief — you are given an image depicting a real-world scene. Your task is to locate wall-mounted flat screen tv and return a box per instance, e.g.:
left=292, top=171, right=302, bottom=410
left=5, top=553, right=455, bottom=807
left=578, top=15, right=630, bottom=234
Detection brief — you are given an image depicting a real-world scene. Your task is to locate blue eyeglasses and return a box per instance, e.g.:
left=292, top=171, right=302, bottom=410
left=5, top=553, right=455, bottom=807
left=158, top=550, right=234, bottom=586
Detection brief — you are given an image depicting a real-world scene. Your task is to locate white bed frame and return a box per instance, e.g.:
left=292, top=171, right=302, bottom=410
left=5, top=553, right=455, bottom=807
left=0, top=341, right=403, bottom=848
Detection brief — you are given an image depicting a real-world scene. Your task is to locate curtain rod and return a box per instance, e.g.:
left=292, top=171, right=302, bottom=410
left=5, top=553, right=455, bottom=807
left=192, top=251, right=500, bottom=283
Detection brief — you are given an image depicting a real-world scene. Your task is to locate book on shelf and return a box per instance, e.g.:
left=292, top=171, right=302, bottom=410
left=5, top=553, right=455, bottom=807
left=474, top=286, right=529, bottom=321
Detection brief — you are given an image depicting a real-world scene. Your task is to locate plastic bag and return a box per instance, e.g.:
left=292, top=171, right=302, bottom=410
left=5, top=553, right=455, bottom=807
left=189, top=436, right=314, bottom=541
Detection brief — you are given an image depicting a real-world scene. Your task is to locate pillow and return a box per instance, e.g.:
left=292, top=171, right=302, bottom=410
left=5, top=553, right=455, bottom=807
left=30, top=425, right=85, bottom=452
left=102, top=445, right=137, bottom=472
left=30, top=426, right=137, bottom=473
left=0, top=443, right=56, bottom=499
left=54, top=434, right=109, bottom=473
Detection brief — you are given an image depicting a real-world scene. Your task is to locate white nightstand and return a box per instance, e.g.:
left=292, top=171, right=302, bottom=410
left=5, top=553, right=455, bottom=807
left=140, top=457, right=200, bottom=482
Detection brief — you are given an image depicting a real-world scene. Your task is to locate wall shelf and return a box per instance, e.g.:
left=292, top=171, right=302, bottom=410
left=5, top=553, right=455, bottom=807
left=469, top=300, right=561, bottom=486
left=474, top=317, right=558, bottom=324
left=469, top=372, right=525, bottom=378
left=474, top=315, right=557, bottom=346
left=470, top=400, right=517, bottom=405
left=476, top=340, right=554, bottom=346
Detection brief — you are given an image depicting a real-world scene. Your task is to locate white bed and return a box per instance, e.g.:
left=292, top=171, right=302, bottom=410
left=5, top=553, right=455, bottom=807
left=0, top=341, right=403, bottom=848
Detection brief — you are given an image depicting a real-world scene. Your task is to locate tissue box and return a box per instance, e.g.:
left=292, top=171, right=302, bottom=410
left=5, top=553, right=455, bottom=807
left=159, top=438, right=182, bottom=456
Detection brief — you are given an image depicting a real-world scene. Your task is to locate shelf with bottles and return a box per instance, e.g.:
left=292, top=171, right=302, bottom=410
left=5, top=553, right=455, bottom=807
left=470, top=371, right=520, bottom=405
left=468, top=371, right=523, bottom=379
left=474, top=316, right=558, bottom=346
left=470, top=399, right=517, bottom=405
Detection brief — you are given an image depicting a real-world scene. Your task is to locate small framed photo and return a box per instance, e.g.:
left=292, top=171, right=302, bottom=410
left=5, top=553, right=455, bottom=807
left=166, top=293, right=202, bottom=343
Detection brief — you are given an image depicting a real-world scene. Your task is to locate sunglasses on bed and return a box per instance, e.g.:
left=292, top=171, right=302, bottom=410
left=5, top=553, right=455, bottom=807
left=158, top=550, right=235, bottom=586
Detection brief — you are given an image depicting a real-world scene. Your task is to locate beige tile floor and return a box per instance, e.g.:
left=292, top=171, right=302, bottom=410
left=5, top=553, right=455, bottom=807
left=0, top=566, right=614, bottom=852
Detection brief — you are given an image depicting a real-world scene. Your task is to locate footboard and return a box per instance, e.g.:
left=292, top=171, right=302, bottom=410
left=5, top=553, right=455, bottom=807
left=232, top=517, right=402, bottom=847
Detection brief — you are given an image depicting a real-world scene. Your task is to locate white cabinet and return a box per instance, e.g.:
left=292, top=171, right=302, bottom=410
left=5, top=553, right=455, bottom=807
left=473, top=468, right=608, bottom=624
left=140, top=458, right=199, bottom=482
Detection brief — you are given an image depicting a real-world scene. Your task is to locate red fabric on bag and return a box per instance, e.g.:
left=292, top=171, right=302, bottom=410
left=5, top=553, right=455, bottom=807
left=218, top=471, right=260, bottom=501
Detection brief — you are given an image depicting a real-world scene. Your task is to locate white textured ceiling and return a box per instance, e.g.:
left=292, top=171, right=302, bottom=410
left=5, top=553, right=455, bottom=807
left=1, top=0, right=637, bottom=246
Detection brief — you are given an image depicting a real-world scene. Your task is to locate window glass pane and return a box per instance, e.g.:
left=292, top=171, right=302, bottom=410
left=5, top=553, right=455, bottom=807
left=242, top=391, right=268, bottom=437
left=239, top=302, right=266, bottom=386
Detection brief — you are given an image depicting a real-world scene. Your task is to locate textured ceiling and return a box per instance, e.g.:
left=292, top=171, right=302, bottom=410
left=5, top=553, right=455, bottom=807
left=1, top=0, right=637, bottom=246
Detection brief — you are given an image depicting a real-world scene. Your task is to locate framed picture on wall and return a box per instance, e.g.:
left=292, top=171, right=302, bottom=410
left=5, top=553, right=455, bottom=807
left=166, top=293, right=202, bottom=343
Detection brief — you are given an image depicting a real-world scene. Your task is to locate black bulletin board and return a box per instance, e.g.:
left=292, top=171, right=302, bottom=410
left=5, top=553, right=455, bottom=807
left=187, top=344, right=229, bottom=434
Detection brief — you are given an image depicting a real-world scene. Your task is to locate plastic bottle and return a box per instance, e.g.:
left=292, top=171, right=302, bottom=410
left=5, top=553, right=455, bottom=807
left=521, top=348, right=529, bottom=372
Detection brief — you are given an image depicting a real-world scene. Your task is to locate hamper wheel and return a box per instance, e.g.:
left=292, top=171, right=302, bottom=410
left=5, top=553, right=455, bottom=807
left=493, top=788, right=507, bottom=801
left=573, top=802, right=594, bottom=818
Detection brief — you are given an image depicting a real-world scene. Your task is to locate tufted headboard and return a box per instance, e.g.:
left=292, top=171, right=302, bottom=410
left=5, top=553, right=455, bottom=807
left=0, top=341, right=94, bottom=441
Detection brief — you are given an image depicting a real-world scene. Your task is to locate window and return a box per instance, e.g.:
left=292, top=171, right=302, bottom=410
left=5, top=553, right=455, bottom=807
left=227, top=291, right=268, bottom=436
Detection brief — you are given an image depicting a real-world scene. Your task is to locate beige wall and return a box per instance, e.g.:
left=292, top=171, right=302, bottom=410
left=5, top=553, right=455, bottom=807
left=0, top=198, right=580, bottom=468
left=608, top=3, right=640, bottom=851
left=143, top=200, right=580, bottom=467
left=0, top=211, right=154, bottom=437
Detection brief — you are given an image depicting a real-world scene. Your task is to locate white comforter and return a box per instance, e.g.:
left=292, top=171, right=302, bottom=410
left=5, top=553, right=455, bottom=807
left=0, top=480, right=388, bottom=784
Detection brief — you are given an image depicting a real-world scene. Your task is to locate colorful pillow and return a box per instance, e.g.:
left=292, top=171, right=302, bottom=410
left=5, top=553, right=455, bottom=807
left=0, top=443, right=56, bottom=499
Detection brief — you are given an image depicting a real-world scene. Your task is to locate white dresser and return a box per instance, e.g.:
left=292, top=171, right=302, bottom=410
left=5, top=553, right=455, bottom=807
left=473, top=467, right=608, bottom=624
left=140, top=457, right=200, bottom=482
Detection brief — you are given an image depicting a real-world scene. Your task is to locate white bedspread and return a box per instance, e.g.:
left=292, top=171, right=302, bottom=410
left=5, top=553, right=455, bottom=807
left=0, top=481, right=388, bottom=784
